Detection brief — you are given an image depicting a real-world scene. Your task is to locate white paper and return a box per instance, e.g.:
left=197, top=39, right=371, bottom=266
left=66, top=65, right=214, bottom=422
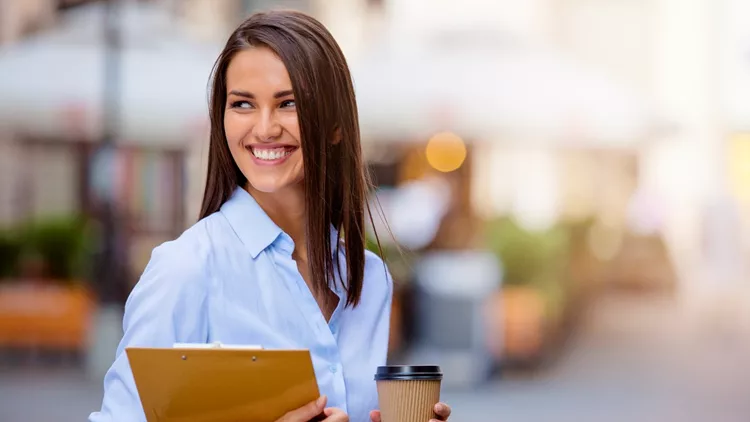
left=173, top=342, right=263, bottom=350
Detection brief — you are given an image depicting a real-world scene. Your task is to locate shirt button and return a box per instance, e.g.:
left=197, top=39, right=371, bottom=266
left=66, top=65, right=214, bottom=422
left=329, top=365, right=337, bottom=373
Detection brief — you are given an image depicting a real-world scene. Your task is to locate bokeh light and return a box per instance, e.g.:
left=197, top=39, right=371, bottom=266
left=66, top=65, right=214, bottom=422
left=424, top=132, right=466, bottom=173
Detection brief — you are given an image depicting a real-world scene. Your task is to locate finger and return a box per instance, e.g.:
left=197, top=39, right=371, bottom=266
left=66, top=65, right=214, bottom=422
left=434, top=402, right=451, bottom=420
left=369, top=410, right=381, bottom=422
left=323, top=407, right=349, bottom=421
left=282, top=395, right=326, bottom=421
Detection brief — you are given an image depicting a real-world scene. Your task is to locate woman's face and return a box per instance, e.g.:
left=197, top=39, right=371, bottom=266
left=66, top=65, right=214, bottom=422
left=224, top=46, right=303, bottom=194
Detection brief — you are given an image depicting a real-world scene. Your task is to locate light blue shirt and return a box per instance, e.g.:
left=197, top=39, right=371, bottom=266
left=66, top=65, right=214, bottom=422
left=89, top=187, right=393, bottom=422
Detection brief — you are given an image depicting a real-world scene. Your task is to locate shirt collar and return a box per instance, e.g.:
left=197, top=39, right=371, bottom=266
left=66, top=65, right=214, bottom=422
left=219, top=187, right=342, bottom=260
left=220, top=187, right=282, bottom=259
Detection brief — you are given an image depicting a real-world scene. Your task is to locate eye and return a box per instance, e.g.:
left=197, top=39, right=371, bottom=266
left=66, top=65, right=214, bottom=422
left=280, top=99, right=296, bottom=109
left=230, top=101, right=252, bottom=109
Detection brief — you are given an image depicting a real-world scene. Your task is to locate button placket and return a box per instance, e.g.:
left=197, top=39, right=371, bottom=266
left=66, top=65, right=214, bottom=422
left=333, top=364, right=347, bottom=412
left=327, top=280, right=346, bottom=335
left=272, top=234, right=348, bottom=411
left=275, top=238, right=342, bottom=347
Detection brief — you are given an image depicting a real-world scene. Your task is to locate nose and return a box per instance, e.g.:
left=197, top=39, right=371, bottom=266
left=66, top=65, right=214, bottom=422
left=252, top=108, right=282, bottom=142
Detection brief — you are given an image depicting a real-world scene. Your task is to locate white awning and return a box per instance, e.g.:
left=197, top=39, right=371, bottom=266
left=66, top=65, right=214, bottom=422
left=0, top=3, right=219, bottom=146
left=0, top=5, right=664, bottom=148
left=351, top=35, right=662, bottom=146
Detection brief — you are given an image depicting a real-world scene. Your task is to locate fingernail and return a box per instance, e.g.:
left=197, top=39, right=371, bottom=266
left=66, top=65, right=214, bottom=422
left=317, top=395, right=326, bottom=407
left=435, top=403, right=444, bottom=412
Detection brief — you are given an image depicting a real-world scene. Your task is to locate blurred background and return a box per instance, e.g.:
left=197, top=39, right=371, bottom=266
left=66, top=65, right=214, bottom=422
left=1, top=0, right=750, bottom=420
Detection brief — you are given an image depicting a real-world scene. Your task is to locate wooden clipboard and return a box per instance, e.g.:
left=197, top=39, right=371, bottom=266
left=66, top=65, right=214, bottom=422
left=126, top=347, right=320, bottom=422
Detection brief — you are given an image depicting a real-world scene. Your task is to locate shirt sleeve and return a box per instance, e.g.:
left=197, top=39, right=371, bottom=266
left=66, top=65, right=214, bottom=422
left=368, top=251, right=394, bottom=367
left=366, top=253, right=394, bottom=413
left=379, top=267, right=394, bottom=349
left=89, top=242, right=209, bottom=422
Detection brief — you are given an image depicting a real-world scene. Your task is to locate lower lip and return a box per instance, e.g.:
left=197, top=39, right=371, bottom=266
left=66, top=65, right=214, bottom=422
left=248, top=147, right=297, bottom=166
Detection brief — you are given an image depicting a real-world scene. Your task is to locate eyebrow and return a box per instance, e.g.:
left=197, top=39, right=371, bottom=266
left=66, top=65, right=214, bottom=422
left=228, top=89, right=294, bottom=99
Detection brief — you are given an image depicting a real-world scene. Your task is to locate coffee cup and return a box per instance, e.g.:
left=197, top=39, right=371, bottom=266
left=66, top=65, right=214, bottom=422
left=374, top=365, right=442, bottom=422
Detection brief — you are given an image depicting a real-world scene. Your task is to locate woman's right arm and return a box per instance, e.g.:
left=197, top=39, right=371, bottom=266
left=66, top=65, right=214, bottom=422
left=89, top=242, right=209, bottom=422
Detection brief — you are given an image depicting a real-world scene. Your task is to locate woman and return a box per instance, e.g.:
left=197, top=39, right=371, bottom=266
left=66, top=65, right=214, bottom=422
left=89, top=10, right=451, bottom=422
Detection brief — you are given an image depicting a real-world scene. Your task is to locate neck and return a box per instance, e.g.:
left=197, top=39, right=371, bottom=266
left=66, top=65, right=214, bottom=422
left=245, top=183, right=307, bottom=259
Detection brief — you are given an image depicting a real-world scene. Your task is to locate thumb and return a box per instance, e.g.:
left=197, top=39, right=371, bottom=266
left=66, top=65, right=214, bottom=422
left=282, top=396, right=327, bottom=421
left=369, top=410, right=381, bottom=422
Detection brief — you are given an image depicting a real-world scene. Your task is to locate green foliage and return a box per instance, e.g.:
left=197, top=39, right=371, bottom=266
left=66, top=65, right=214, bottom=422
left=0, top=216, right=93, bottom=283
left=485, top=217, right=570, bottom=285
left=365, top=231, right=413, bottom=286
left=484, top=217, right=572, bottom=321
left=24, top=216, right=91, bottom=281
left=0, top=228, right=22, bottom=279
left=365, top=234, right=384, bottom=257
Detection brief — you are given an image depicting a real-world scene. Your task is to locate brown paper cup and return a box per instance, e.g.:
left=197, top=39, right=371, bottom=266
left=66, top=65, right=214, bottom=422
left=375, top=365, right=442, bottom=422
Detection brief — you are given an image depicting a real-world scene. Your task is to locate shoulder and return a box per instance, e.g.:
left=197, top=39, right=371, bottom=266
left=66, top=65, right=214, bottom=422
left=362, top=249, right=394, bottom=298
left=363, top=249, right=391, bottom=278
left=147, top=216, right=218, bottom=275
left=128, top=214, right=226, bottom=306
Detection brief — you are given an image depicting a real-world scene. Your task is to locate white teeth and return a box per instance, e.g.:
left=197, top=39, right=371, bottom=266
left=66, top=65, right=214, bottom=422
left=252, top=147, right=290, bottom=161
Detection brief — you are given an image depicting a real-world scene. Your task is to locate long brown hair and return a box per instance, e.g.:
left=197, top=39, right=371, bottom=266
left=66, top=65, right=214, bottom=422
left=200, top=10, right=376, bottom=308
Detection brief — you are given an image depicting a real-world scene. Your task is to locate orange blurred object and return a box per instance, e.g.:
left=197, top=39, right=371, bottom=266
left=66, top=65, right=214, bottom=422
left=485, top=287, right=545, bottom=361
left=0, top=282, right=94, bottom=351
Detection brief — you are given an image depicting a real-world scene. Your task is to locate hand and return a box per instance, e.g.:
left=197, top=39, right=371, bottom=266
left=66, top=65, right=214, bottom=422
left=276, top=395, right=327, bottom=422
left=322, top=407, right=349, bottom=421
left=370, top=402, right=451, bottom=422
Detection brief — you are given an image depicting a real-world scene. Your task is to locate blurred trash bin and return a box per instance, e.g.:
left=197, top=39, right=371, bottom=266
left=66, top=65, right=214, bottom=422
left=85, top=304, right=123, bottom=382
left=405, top=250, right=502, bottom=389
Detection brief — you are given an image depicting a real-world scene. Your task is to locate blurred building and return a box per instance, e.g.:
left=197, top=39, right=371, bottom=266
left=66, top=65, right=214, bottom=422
left=0, top=0, right=749, bottom=297
left=350, top=0, right=749, bottom=297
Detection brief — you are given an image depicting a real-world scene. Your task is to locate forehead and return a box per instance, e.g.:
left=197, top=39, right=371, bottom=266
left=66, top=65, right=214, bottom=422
left=225, top=46, right=292, bottom=92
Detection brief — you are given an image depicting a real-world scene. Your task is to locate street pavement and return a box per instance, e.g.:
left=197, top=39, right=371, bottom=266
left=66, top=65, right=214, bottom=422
left=1, top=293, right=749, bottom=422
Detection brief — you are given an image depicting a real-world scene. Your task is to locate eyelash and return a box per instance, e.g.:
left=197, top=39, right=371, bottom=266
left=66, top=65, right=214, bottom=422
left=229, top=100, right=295, bottom=109
left=230, top=101, right=251, bottom=109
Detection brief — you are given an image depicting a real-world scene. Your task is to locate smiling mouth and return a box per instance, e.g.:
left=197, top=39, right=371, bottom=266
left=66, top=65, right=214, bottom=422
left=246, top=145, right=297, bottom=161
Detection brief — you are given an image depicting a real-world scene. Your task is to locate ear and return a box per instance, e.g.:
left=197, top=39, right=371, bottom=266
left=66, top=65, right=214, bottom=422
left=332, top=127, right=342, bottom=145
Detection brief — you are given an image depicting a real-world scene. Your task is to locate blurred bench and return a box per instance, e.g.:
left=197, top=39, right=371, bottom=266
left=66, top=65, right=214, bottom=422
left=0, top=282, right=93, bottom=352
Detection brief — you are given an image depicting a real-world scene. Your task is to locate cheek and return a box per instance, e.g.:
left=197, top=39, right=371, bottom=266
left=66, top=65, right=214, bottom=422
left=223, top=114, right=248, bottom=147
left=280, top=115, right=301, bottom=142
left=294, top=154, right=306, bottom=184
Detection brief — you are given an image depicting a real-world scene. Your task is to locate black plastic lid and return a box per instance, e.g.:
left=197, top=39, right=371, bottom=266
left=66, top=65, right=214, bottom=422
left=374, top=365, right=443, bottom=381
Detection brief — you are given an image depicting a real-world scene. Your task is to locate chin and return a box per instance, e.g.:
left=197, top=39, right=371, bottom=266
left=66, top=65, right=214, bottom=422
left=247, top=183, right=283, bottom=194
left=245, top=176, right=302, bottom=195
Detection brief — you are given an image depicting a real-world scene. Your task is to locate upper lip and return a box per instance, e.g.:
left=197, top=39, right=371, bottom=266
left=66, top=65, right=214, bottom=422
left=245, top=143, right=297, bottom=150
